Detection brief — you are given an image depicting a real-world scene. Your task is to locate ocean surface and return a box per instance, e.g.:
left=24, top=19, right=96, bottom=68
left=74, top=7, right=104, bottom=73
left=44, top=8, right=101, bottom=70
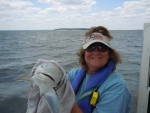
left=0, top=30, right=143, bottom=113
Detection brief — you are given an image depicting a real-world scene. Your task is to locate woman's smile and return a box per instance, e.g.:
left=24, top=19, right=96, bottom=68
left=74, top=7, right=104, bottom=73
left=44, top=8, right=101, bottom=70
left=91, top=56, right=101, bottom=60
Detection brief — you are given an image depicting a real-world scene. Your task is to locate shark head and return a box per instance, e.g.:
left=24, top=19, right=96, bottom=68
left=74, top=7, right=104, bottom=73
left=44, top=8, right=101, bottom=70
left=32, top=62, right=63, bottom=88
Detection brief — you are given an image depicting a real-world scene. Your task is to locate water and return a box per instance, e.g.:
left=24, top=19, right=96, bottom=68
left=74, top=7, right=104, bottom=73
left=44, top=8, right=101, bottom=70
left=0, top=30, right=143, bottom=113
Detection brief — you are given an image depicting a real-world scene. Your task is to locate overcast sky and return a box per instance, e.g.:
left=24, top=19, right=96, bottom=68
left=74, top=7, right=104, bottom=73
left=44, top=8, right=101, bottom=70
left=0, top=0, right=149, bottom=30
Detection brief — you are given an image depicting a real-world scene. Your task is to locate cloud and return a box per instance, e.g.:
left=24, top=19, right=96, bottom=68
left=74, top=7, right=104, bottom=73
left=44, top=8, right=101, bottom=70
left=0, top=0, right=40, bottom=18
left=108, top=0, right=149, bottom=29
left=0, top=0, right=149, bottom=30
left=38, top=0, right=96, bottom=14
left=38, top=0, right=96, bottom=5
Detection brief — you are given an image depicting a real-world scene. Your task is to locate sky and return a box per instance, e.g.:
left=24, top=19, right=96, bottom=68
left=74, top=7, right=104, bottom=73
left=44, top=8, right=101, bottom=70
left=0, top=0, right=149, bottom=30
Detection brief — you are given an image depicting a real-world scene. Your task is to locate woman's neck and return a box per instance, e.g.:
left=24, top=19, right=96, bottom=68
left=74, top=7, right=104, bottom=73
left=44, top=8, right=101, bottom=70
left=87, top=70, right=95, bottom=75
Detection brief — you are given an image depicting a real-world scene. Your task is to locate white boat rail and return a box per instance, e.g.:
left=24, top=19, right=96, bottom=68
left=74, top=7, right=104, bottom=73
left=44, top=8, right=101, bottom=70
left=137, top=23, right=150, bottom=113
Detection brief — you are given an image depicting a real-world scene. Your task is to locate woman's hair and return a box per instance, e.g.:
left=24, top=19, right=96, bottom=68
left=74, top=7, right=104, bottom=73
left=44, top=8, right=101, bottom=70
left=77, top=26, right=121, bottom=71
left=85, top=26, right=113, bottom=40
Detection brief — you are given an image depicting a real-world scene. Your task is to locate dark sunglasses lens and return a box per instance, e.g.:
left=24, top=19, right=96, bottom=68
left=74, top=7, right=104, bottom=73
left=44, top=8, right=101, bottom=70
left=86, top=44, right=95, bottom=52
left=97, top=45, right=108, bottom=52
left=86, top=43, right=108, bottom=52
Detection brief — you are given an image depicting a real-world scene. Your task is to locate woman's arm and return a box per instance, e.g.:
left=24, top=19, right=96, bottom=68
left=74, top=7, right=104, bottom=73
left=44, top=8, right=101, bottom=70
left=71, top=103, right=83, bottom=113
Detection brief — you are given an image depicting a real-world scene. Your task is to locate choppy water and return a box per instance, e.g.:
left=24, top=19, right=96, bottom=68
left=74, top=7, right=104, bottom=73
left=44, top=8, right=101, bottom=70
left=0, top=30, right=143, bottom=113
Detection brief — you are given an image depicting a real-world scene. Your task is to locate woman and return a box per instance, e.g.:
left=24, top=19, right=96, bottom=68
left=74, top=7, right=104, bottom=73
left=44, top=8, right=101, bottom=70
left=68, top=26, right=132, bottom=113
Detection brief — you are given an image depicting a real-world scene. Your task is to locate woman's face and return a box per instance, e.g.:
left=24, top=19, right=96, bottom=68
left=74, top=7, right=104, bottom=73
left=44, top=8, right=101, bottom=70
left=85, top=43, right=109, bottom=73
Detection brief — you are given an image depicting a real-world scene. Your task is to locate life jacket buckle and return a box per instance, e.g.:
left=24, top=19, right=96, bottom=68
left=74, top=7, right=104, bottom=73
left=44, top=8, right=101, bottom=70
left=90, top=91, right=98, bottom=106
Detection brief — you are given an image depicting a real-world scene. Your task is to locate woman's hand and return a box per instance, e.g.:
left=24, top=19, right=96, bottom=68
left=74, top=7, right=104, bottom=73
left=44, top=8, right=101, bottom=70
left=71, top=103, right=83, bottom=113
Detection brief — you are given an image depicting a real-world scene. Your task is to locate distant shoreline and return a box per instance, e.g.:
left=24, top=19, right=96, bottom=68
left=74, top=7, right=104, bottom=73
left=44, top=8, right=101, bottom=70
left=54, top=28, right=89, bottom=30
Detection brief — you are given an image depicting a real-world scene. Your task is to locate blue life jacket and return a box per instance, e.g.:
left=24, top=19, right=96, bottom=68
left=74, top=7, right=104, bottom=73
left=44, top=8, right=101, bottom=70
left=71, top=60, right=115, bottom=113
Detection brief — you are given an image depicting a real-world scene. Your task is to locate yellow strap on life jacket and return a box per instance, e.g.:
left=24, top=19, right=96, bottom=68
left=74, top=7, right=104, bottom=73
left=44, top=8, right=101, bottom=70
left=90, top=91, right=98, bottom=106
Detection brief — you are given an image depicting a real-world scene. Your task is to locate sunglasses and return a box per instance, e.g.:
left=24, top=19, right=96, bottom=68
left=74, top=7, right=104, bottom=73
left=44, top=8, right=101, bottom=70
left=86, top=43, right=109, bottom=52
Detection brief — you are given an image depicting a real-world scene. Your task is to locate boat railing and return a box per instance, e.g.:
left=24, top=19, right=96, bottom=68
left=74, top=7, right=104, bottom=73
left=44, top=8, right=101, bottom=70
left=137, top=23, right=150, bottom=113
